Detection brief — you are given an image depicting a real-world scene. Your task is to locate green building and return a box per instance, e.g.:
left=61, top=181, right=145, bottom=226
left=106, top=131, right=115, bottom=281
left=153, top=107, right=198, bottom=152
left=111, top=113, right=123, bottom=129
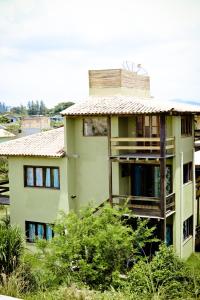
left=0, top=68, right=199, bottom=258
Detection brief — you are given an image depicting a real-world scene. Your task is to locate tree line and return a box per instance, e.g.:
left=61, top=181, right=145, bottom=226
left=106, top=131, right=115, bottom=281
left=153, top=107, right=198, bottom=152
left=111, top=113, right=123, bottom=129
left=0, top=101, right=74, bottom=116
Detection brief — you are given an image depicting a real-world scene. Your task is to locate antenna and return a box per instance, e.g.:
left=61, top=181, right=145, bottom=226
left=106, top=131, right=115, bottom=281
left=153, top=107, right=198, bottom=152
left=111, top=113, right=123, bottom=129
left=122, top=61, right=148, bottom=75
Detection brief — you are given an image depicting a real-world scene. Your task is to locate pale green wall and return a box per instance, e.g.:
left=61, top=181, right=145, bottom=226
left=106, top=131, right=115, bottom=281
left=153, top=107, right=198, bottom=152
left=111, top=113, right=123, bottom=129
left=8, top=156, right=68, bottom=235
left=65, top=117, right=109, bottom=210
left=172, top=116, right=195, bottom=258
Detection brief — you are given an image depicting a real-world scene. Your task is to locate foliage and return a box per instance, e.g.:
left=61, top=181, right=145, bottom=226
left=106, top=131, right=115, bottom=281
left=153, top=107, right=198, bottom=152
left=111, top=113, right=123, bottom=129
left=49, top=101, right=74, bottom=115
left=127, top=244, right=200, bottom=299
left=31, top=205, right=156, bottom=290
left=0, top=115, right=10, bottom=123
left=5, top=122, right=21, bottom=134
left=0, top=222, right=24, bottom=275
left=27, top=100, right=47, bottom=115
left=0, top=157, right=8, bottom=180
left=10, top=105, right=27, bottom=115
left=51, top=120, right=64, bottom=128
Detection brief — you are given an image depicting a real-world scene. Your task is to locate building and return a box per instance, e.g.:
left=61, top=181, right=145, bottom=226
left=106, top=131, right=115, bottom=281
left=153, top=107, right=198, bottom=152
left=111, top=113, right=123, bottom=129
left=0, top=68, right=199, bottom=258
left=0, top=128, right=15, bottom=143
left=19, top=115, right=51, bottom=137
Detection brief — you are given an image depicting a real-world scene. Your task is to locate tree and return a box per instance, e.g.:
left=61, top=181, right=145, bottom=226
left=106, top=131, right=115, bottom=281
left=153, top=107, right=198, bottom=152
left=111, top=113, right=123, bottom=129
left=39, top=100, right=47, bottom=115
left=34, top=204, right=156, bottom=290
left=10, top=105, right=27, bottom=115
left=49, top=102, right=74, bottom=115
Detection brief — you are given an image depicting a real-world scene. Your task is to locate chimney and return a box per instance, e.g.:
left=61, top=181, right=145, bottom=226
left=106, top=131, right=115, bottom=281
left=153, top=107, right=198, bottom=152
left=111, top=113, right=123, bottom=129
left=89, top=68, right=150, bottom=97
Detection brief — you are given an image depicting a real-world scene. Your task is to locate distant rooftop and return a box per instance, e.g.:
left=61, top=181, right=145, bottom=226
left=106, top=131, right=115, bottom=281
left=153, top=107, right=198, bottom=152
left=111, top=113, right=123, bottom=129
left=0, top=127, right=65, bottom=158
left=61, top=96, right=200, bottom=116
left=0, top=129, right=15, bottom=138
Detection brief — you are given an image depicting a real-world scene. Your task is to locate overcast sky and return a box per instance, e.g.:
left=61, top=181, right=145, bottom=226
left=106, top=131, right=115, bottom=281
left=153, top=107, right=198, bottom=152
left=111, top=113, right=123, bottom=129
left=0, top=0, right=200, bottom=108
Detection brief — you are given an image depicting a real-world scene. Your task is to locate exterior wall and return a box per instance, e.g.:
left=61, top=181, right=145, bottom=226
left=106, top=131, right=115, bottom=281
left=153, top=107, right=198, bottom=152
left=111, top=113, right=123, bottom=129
left=172, top=116, right=195, bottom=258
left=65, top=117, right=109, bottom=211
left=8, top=156, right=68, bottom=235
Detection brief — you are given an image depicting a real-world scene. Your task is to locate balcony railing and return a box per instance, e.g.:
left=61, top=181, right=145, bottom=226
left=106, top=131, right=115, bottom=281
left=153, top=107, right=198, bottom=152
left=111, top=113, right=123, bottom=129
left=110, top=137, right=175, bottom=156
left=112, top=193, right=175, bottom=218
left=0, top=180, right=10, bottom=205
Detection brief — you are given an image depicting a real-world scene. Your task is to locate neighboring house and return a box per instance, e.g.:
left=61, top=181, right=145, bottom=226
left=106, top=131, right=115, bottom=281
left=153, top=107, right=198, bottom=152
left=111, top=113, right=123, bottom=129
left=19, top=115, right=51, bottom=137
left=50, top=115, right=64, bottom=122
left=0, top=128, right=15, bottom=143
left=0, top=68, right=199, bottom=258
left=4, top=114, right=20, bottom=123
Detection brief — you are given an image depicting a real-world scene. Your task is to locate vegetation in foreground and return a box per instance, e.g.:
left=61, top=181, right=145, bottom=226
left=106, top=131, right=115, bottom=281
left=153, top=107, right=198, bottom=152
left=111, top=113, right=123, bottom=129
left=0, top=205, right=200, bottom=300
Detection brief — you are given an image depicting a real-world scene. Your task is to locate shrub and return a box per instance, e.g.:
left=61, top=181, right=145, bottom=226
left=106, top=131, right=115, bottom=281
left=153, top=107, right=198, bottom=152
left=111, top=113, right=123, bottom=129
left=127, top=244, right=200, bottom=299
left=32, top=204, right=156, bottom=290
left=0, top=223, right=24, bottom=275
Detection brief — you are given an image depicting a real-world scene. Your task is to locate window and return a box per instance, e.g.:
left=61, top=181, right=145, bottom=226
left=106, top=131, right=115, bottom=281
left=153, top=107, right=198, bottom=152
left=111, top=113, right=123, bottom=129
left=24, top=166, right=60, bottom=189
left=181, top=116, right=192, bottom=136
left=136, top=115, right=160, bottom=137
left=25, top=221, right=54, bottom=243
left=183, top=162, right=192, bottom=184
left=83, top=118, right=108, bottom=136
left=183, top=216, right=193, bottom=241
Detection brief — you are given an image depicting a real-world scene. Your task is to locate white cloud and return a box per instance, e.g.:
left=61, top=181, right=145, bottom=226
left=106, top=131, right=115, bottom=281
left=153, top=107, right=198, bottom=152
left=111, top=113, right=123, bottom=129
left=0, top=0, right=200, bottom=107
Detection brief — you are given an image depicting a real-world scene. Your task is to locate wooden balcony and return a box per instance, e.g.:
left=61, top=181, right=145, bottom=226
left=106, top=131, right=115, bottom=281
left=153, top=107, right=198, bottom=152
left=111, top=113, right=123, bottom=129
left=110, top=137, right=175, bottom=159
left=112, top=193, right=175, bottom=219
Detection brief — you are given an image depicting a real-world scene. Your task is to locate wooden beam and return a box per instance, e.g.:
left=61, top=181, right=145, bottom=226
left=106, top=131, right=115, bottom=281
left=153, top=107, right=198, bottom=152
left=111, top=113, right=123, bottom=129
left=112, top=145, right=160, bottom=150
left=107, top=116, right=113, bottom=206
left=111, top=137, right=161, bottom=142
left=160, top=114, right=167, bottom=242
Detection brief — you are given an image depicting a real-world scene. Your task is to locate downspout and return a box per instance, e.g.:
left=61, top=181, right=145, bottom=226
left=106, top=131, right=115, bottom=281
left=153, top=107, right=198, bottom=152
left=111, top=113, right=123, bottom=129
left=180, top=152, right=183, bottom=258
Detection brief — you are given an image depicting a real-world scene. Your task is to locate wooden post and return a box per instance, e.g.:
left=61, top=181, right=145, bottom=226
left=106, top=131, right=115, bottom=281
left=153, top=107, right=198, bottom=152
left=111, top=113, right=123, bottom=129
left=107, top=116, right=113, bottom=206
left=160, top=114, right=166, bottom=241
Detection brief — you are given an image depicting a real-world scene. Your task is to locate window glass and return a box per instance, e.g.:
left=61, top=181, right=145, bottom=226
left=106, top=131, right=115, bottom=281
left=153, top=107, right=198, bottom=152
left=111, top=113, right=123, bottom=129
left=183, top=216, right=193, bottom=240
left=45, top=168, right=51, bottom=187
left=53, top=168, right=59, bottom=188
left=37, top=224, right=44, bottom=239
left=27, top=167, right=34, bottom=186
left=46, top=225, right=53, bottom=240
left=183, top=162, right=192, bottom=184
left=28, top=223, right=35, bottom=242
left=181, top=116, right=192, bottom=136
left=36, top=168, right=43, bottom=186
left=83, top=118, right=108, bottom=136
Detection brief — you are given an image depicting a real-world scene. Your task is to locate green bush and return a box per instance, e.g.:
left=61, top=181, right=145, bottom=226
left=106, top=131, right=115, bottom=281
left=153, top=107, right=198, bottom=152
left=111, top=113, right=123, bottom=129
left=31, top=204, right=156, bottom=290
left=127, top=244, right=200, bottom=299
left=0, top=223, right=24, bottom=275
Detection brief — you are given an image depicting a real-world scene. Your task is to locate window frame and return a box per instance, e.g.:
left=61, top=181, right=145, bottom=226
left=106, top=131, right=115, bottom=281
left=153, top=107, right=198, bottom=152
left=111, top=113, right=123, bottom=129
left=183, top=162, right=192, bottom=184
left=183, top=216, right=193, bottom=241
left=24, top=166, right=60, bottom=189
left=25, top=221, right=54, bottom=243
left=83, top=117, right=108, bottom=137
left=181, top=116, right=192, bottom=136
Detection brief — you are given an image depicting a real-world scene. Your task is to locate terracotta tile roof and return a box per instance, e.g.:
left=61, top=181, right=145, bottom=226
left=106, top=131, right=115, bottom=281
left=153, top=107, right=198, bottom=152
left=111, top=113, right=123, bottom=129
left=61, top=96, right=200, bottom=116
left=0, top=127, right=65, bottom=158
left=0, top=129, right=15, bottom=138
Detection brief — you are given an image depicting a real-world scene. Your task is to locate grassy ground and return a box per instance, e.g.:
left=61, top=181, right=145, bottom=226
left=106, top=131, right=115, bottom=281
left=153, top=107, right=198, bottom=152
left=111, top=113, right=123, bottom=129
left=187, top=252, right=200, bottom=274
